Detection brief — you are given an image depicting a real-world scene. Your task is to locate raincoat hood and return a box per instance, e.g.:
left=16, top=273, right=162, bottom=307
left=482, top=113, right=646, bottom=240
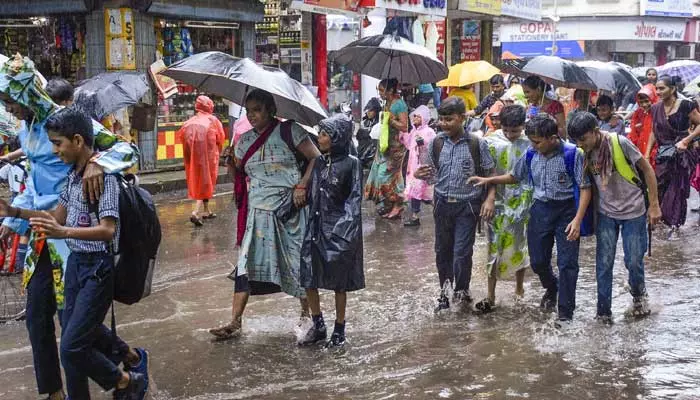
left=318, top=115, right=353, bottom=157
left=364, top=97, right=381, bottom=114
left=195, top=95, right=214, bottom=114
left=0, top=54, right=57, bottom=122
left=410, top=105, right=431, bottom=130
left=637, top=83, right=658, bottom=105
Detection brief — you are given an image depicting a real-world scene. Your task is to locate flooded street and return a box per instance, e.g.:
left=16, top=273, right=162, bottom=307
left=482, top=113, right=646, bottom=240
left=2, top=187, right=700, bottom=399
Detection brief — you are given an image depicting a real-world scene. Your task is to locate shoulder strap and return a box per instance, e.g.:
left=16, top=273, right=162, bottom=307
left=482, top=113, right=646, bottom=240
left=525, top=148, right=536, bottom=186
left=279, top=120, right=304, bottom=162
left=468, top=133, right=482, bottom=176
left=610, top=133, right=643, bottom=188
left=431, top=136, right=445, bottom=168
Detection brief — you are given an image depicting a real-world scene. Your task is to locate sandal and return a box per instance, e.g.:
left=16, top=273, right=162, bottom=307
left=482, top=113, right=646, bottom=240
left=209, top=321, right=242, bottom=340
left=384, top=207, right=404, bottom=220
left=190, top=215, right=204, bottom=227
left=475, top=298, right=495, bottom=313
left=202, top=213, right=217, bottom=220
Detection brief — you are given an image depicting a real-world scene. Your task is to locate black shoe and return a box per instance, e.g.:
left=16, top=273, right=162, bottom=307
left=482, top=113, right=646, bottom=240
left=325, top=331, right=346, bottom=348
left=298, top=323, right=327, bottom=345
left=403, top=218, right=420, bottom=227
left=539, top=290, right=557, bottom=312
left=453, top=290, right=473, bottom=304
left=113, top=371, right=147, bottom=400
left=631, top=295, right=651, bottom=318
left=434, top=295, right=450, bottom=313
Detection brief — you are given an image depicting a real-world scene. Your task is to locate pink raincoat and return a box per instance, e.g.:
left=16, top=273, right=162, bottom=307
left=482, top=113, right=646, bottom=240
left=400, top=105, right=436, bottom=201
left=177, top=95, right=225, bottom=200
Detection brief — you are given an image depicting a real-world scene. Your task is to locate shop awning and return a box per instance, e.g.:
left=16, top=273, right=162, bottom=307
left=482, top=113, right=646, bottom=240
left=146, top=0, right=264, bottom=23
left=0, top=0, right=89, bottom=16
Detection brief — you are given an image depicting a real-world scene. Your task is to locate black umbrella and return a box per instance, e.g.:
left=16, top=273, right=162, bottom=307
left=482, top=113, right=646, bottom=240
left=500, top=56, right=597, bottom=90
left=161, top=52, right=327, bottom=127
left=576, top=60, right=642, bottom=93
left=330, top=34, right=448, bottom=84
left=74, top=72, right=150, bottom=120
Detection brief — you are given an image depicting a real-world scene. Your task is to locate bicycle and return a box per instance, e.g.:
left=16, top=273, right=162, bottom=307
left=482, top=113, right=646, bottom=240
left=0, top=156, right=27, bottom=323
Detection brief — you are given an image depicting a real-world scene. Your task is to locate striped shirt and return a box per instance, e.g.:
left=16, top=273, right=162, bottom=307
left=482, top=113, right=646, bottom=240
left=510, top=141, right=590, bottom=202
left=58, top=171, right=120, bottom=253
left=427, top=132, right=495, bottom=202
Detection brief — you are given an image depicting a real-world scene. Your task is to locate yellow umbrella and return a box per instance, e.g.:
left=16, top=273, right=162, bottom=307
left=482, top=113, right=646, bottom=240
left=437, top=60, right=501, bottom=88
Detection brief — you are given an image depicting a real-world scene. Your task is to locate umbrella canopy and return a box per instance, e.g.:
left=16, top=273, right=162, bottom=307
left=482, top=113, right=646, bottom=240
left=500, top=56, right=597, bottom=90
left=436, top=61, right=501, bottom=88
left=161, top=52, right=327, bottom=127
left=683, top=75, right=700, bottom=96
left=330, top=34, right=448, bottom=84
left=73, top=71, right=150, bottom=120
left=576, top=60, right=642, bottom=93
left=656, top=60, right=700, bottom=84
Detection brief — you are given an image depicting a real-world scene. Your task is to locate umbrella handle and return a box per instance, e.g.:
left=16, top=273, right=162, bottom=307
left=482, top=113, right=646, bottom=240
left=647, top=223, right=652, bottom=257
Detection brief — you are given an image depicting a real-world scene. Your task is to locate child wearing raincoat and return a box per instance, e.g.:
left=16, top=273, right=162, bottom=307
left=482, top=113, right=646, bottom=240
left=628, top=84, right=658, bottom=170
left=400, top=105, right=436, bottom=226
left=300, top=115, right=364, bottom=348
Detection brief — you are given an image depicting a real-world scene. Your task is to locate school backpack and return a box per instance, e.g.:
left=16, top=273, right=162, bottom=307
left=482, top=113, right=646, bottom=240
left=610, top=133, right=649, bottom=208
left=279, top=119, right=319, bottom=174
left=90, top=173, right=162, bottom=305
left=525, top=142, right=595, bottom=237
left=430, top=132, right=483, bottom=176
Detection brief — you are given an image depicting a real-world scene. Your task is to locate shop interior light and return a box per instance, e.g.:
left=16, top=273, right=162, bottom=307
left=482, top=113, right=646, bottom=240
left=184, top=21, right=240, bottom=29
left=0, top=18, right=46, bottom=28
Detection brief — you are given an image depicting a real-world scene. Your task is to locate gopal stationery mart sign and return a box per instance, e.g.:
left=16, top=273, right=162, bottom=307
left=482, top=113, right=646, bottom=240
left=500, top=19, right=687, bottom=43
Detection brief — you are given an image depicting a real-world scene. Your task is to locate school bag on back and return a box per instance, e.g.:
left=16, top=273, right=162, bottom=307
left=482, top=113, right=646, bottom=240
left=526, top=143, right=595, bottom=237
left=90, top=174, right=161, bottom=305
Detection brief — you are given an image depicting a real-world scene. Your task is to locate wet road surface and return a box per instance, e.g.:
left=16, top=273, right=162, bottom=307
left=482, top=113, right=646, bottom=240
left=2, top=186, right=700, bottom=399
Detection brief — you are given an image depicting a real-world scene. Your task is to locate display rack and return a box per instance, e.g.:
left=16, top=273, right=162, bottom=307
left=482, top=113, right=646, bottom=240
left=255, top=0, right=304, bottom=82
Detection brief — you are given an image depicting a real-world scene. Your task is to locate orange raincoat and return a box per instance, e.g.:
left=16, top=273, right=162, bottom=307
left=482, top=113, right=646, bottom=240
left=177, top=95, right=225, bottom=200
left=628, top=84, right=658, bottom=170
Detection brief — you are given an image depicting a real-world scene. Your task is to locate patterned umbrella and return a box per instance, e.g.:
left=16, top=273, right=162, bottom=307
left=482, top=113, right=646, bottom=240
left=656, top=60, right=700, bottom=84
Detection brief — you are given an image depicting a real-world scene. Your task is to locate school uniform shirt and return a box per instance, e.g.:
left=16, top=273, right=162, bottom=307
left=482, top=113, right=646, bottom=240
left=0, top=162, right=25, bottom=194
left=511, top=141, right=590, bottom=202
left=58, top=171, right=120, bottom=254
left=427, top=132, right=495, bottom=202
left=589, top=133, right=646, bottom=220
left=599, top=118, right=625, bottom=136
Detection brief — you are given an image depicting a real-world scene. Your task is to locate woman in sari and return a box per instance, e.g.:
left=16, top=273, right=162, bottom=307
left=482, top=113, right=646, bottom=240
left=628, top=84, right=658, bottom=170
left=365, top=78, right=409, bottom=219
left=646, top=75, right=700, bottom=235
left=209, top=89, right=320, bottom=340
left=522, top=75, right=566, bottom=139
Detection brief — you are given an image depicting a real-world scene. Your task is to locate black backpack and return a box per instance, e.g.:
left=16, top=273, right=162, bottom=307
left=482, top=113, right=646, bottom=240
left=90, top=174, right=162, bottom=305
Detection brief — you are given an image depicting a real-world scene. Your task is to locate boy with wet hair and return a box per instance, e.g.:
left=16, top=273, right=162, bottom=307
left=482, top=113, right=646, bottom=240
left=474, top=104, right=532, bottom=313
left=568, top=112, right=661, bottom=322
left=415, top=97, right=496, bottom=313
left=0, top=107, right=149, bottom=400
left=470, top=113, right=591, bottom=323
left=595, top=94, right=624, bottom=136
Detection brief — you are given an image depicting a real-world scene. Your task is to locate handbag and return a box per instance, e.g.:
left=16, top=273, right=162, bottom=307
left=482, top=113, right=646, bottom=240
left=656, top=144, right=677, bottom=163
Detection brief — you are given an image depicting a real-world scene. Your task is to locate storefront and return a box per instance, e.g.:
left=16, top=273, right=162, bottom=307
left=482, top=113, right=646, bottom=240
left=499, top=18, right=689, bottom=65
left=146, top=0, right=262, bottom=168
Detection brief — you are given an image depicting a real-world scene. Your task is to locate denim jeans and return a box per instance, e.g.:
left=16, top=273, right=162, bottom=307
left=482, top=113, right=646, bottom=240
left=25, top=246, right=63, bottom=395
left=527, top=199, right=581, bottom=320
left=61, top=252, right=130, bottom=399
left=434, top=195, right=480, bottom=293
left=595, top=212, right=648, bottom=317
left=410, top=198, right=422, bottom=214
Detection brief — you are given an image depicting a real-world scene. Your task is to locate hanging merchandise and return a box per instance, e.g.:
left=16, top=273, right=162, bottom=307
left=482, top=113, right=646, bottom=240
left=412, top=19, right=425, bottom=46
left=425, top=21, right=438, bottom=57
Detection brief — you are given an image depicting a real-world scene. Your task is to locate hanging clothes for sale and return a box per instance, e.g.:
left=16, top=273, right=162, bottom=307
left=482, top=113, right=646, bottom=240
left=177, top=95, right=226, bottom=200
left=425, top=21, right=438, bottom=58
left=412, top=19, right=426, bottom=47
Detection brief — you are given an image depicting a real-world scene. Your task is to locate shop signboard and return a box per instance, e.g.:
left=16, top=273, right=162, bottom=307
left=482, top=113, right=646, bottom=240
left=500, top=0, right=541, bottom=21
left=104, top=8, right=137, bottom=70
left=458, top=0, right=502, bottom=16
left=499, top=18, right=686, bottom=43
left=374, top=0, right=447, bottom=17
left=460, top=21, right=481, bottom=62
left=291, top=0, right=375, bottom=16
left=640, top=0, right=691, bottom=18
left=501, top=40, right=585, bottom=59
